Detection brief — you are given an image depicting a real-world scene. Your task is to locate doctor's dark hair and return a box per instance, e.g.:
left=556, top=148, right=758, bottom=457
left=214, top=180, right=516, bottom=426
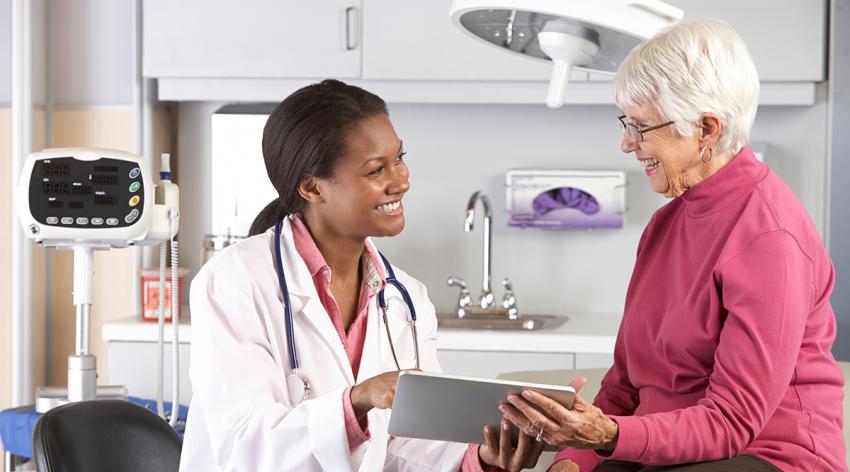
left=248, top=79, right=389, bottom=236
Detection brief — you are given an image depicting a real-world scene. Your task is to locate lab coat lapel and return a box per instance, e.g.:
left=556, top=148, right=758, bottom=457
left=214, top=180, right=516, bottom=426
left=276, top=218, right=354, bottom=384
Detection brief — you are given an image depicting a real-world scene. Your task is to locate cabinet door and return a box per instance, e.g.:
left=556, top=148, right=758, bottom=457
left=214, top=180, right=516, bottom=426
left=587, top=0, right=825, bottom=83
left=362, top=0, right=586, bottom=82
left=144, top=0, right=361, bottom=78
left=574, top=353, right=614, bottom=369
left=664, top=0, right=825, bottom=82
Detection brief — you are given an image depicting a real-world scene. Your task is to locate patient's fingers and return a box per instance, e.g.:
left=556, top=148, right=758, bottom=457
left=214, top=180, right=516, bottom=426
left=505, top=395, right=560, bottom=439
left=521, top=389, right=571, bottom=421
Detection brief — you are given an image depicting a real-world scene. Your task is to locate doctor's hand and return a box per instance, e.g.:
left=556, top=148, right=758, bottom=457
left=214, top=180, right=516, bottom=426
left=350, top=371, right=401, bottom=420
left=478, top=421, right=545, bottom=471
left=500, top=377, right=619, bottom=452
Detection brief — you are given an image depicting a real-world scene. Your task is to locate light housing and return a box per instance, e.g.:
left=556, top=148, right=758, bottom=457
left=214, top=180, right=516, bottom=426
left=450, top=0, right=683, bottom=107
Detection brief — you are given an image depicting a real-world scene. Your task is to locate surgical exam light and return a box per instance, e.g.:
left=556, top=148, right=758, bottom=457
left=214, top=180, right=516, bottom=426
left=449, top=0, right=683, bottom=107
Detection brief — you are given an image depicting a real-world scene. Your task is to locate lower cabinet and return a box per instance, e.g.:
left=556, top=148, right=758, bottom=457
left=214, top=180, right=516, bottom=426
left=437, top=350, right=577, bottom=379
left=106, top=341, right=194, bottom=406
left=438, top=350, right=615, bottom=379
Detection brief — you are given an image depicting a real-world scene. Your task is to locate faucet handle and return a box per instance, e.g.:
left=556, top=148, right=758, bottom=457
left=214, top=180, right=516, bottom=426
left=501, top=277, right=519, bottom=319
left=448, top=276, right=467, bottom=290
left=447, top=276, right=472, bottom=318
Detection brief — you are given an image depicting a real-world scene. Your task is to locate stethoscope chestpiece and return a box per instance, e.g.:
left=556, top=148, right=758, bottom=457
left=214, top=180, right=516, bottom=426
left=286, top=372, right=310, bottom=405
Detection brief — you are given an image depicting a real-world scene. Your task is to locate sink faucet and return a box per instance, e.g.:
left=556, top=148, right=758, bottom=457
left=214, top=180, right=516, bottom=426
left=464, top=191, right=495, bottom=308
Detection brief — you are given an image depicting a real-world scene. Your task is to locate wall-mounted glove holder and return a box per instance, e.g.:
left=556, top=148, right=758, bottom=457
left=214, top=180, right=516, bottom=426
left=505, top=169, right=626, bottom=229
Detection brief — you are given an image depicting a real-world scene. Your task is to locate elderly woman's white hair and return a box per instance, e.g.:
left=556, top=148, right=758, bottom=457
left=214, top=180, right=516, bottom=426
left=614, top=18, right=760, bottom=156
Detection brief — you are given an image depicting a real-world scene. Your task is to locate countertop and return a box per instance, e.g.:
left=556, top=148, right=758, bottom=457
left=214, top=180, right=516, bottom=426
left=102, top=312, right=620, bottom=354
left=102, top=314, right=193, bottom=343
left=435, top=312, right=619, bottom=354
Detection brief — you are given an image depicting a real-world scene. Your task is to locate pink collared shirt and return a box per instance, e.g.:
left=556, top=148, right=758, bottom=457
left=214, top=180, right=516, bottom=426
left=290, top=216, right=489, bottom=471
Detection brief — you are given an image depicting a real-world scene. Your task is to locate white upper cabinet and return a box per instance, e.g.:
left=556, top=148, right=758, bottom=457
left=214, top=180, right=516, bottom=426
left=144, top=0, right=826, bottom=103
left=361, top=0, right=585, bottom=82
left=143, top=0, right=362, bottom=78
left=664, top=0, right=826, bottom=81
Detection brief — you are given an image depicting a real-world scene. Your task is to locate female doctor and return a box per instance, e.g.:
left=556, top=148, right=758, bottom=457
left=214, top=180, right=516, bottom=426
left=179, top=80, right=544, bottom=471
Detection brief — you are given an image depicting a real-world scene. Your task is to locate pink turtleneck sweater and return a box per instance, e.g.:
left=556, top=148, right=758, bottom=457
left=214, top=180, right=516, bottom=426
left=554, top=146, right=845, bottom=471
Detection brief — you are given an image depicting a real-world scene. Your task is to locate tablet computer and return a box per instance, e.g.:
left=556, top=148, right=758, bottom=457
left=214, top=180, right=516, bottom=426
left=388, top=371, right=575, bottom=446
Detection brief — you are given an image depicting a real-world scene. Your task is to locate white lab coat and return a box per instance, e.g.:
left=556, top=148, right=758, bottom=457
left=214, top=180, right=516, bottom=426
left=179, top=218, right=469, bottom=471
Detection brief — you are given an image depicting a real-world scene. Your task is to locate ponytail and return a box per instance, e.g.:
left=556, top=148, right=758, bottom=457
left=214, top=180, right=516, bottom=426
left=249, top=199, right=287, bottom=236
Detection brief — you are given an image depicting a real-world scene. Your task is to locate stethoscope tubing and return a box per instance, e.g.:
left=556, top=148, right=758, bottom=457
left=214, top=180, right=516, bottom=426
left=273, top=219, right=419, bottom=374
left=274, top=220, right=300, bottom=371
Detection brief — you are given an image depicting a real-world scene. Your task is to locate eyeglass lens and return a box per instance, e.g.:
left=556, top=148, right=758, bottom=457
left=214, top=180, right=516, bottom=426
left=618, top=116, right=642, bottom=142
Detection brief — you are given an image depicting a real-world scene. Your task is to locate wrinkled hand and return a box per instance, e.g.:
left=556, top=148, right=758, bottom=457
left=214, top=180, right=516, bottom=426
left=501, top=377, right=619, bottom=451
left=350, top=370, right=401, bottom=419
left=478, top=420, right=545, bottom=472
left=549, top=459, right=580, bottom=472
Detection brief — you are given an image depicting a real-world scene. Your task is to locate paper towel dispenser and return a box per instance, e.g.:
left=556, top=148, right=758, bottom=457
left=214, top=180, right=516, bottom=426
left=505, top=169, right=626, bottom=229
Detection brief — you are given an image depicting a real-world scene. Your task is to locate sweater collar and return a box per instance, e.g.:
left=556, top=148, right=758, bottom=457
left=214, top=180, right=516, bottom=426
left=680, top=145, right=769, bottom=218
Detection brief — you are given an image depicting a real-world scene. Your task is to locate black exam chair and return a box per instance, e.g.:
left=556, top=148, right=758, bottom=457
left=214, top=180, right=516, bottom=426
left=32, top=400, right=182, bottom=472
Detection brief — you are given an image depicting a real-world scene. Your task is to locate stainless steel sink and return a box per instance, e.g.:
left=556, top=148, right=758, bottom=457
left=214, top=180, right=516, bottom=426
left=437, top=314, right=568, bottom=331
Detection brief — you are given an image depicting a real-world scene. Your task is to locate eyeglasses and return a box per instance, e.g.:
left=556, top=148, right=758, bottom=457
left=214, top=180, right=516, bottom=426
left=618, top=115, right=675, bottom=143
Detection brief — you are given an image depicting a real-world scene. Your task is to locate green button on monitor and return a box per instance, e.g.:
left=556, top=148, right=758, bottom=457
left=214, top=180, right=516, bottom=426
left=129, top=181, right=140, bottom=192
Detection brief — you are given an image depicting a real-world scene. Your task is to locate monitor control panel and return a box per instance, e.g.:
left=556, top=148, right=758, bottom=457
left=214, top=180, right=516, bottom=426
left=28, top=156, right=146, bottom=229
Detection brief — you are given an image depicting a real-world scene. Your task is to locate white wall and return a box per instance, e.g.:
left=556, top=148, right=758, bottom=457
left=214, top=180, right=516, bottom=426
left=178, top=99, right=829, bottom=317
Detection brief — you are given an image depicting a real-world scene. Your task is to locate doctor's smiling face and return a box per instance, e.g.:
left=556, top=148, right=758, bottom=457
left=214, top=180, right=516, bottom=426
left=303, top=113, right=410, bottom=240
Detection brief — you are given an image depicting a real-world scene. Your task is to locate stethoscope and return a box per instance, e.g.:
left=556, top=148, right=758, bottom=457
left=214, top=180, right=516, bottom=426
left=273, top=219, right=420, bottom=405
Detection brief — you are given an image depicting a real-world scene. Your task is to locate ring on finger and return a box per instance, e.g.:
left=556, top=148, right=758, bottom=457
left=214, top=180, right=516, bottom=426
left=535, top=426, right=544, bottom=442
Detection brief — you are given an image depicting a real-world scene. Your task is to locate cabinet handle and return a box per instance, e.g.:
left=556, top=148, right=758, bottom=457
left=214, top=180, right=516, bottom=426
left=345, top=6, right=359, bottom=51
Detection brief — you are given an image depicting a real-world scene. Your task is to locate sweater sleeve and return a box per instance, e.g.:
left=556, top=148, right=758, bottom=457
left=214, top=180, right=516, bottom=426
left=607, top=230, right=813, bottom=465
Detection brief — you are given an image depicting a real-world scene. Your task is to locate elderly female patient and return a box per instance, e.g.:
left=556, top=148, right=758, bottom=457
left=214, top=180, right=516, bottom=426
left=501, top=18, right=846, bottom=472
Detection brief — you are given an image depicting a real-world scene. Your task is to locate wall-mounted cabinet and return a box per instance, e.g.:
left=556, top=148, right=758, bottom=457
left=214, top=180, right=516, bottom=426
left=143, top=0, right=362, bottom=79
left=144, top=0, right=826, bottom=105
left=667, top=0, right=826, bottom=82
left=590, top=0, right=827, bottom=83
left=361, top=0, right=586, bottom=82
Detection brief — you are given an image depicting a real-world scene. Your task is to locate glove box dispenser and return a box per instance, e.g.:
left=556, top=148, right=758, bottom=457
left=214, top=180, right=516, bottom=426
left=505, top=170, right=626, bottom=229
